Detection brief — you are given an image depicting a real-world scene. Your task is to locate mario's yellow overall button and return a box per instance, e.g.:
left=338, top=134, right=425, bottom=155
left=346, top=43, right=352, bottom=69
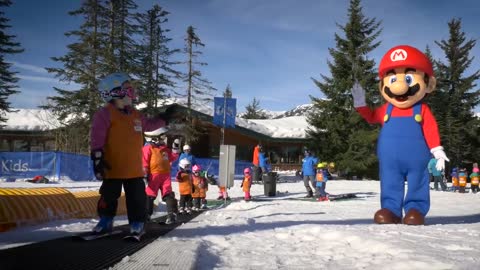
left=415, top=114, right=422, bottom=122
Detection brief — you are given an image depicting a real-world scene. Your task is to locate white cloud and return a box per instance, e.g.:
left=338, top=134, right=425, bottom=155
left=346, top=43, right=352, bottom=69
left=10, top=61, right=48, bottom=74
left=18, top=74, right=60, bottom=84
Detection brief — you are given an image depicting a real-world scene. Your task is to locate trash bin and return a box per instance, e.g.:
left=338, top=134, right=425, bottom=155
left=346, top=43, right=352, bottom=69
left=263, top=172, right=277, bottom=196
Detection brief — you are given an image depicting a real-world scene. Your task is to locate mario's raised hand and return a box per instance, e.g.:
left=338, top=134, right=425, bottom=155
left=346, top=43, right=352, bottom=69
left=431, top=146, right=450, bottom=171
left=351, top=81, right=366, bottom=108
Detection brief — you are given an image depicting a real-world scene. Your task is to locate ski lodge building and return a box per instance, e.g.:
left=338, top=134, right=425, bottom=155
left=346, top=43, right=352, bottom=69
left=1, top=101, right=310, bottom=171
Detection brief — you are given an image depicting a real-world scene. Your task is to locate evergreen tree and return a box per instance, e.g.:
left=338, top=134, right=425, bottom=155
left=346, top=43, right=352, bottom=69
left=0, top=0, right=23, bottom=123
left=223, top=84, right=232, bottom=98
left=307, top=0, right=382, bottom=178
left=242, top=97, right=267, bottom=119
left=181, top=25, right=216, bottom=143
left=424, top=45, right=444, bottom=114
left=136, top=4, right=179, bottom=115
left=103, top=0, right=139, bottom=75
left=433, top=18, right=480, bottom=167
left=42, top=0, right=108, bottom=153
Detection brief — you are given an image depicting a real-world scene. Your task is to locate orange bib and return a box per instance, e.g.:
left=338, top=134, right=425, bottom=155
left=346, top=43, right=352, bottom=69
left=459, top=176, right=467, bottom=187
left=316, top=171, right=324, bottom=182
left=471, top=176, right=479, bottom=186
left=452, top=177, right=459, bottom=186
left=104, top=105, right=143, bottom=179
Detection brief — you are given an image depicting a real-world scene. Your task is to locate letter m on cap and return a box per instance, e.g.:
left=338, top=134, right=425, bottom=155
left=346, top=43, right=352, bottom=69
left=390, top=49, right=407, bottom=61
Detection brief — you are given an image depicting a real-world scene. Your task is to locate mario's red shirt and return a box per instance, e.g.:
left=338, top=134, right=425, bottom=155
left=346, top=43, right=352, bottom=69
left=356, top=103, right=440, bottom=149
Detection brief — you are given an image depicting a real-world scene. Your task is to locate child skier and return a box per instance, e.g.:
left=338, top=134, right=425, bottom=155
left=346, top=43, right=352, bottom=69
left=316, top=162, right=329, bottom=201
left=469, top=167, right=479, bottom=194
left=241, top=167, right=253, bottom=201
left=143, top=127, right=179, bottom=224
left=178, top=145, right=197, bottom=168
left=217, top=185, right=230, bottom=200
left=458, top=168, right=468, bottom=193
left=90, top=72, right=164, bottom=237
left=191, top=164, right=208, bottom=211
left=451, top=168, right=459, bottom=192
left=176, top=158, right=194, bottom=214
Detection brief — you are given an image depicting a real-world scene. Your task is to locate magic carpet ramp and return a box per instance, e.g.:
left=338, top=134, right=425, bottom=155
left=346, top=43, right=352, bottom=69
left=0, top=212, right=202, bottom=270
left=0, top=188, right=128, bottom=232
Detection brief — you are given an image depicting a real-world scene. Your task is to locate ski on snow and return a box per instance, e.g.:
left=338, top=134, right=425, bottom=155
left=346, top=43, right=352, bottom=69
left=73, top=230, right=123, bottom=241
left=123, top=231, right=145, bottom=242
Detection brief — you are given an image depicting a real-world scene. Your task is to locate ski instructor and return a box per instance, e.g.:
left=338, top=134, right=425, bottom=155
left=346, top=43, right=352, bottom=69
left=352, top=45, right=449, bottom=225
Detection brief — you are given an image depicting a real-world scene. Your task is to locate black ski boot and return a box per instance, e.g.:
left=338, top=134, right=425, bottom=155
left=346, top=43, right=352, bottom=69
left=146, top=196, right=156, bottom=222
left=304, top=190, right=313, bottom=198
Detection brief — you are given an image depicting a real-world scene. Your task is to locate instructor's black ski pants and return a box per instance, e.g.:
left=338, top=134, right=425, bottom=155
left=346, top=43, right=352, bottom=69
left=97, top=177, right=146, bottom=223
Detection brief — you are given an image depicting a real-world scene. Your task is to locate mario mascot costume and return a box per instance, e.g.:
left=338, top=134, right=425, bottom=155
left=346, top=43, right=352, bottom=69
left=352, top=45, right=449, bottom=225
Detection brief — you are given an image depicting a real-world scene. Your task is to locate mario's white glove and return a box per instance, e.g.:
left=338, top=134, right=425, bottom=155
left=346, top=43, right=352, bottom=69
left=351, top=81, right=366, bottom=108
left=431, top=146, right=450, bottom=171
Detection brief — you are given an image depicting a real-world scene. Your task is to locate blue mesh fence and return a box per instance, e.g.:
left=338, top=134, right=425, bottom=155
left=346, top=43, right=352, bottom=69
left=1, top=151, right=252, bottom=181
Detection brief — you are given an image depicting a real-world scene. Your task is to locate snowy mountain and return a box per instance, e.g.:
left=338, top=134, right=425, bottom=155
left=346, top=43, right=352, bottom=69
left=273, top=104, right=315, bottom=119
left=237, top=104, right=315, bottom=120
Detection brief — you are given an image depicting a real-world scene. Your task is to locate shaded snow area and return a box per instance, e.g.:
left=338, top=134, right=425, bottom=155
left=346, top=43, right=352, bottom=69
left=1, top=174, right=480, bottom=270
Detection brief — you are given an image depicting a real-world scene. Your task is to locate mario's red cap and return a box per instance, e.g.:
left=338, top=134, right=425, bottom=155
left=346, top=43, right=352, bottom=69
left=378, top=45, right=434, bottom=79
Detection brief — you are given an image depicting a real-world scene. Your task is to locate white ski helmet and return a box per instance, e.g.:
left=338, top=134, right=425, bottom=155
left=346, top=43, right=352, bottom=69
left=98, top=72, right=131, bottom=102
left=179, top=158, right=191, bottom=170
left=183, top=145, right=191, bottom=151
left=144, top=127, right=168, bottom=144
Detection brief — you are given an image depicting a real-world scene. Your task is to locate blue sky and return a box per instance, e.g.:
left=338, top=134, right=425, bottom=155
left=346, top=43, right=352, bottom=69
left=5, top=0, right=480, bottom=112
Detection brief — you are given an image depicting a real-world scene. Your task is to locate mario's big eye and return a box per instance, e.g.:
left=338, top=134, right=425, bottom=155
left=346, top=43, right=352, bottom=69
left=389, top=75, right=397, bottom=84
left=405, top=74, right=414, bottom=86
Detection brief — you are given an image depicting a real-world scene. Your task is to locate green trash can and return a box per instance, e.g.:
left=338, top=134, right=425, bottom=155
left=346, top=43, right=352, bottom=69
left=263, top=172, right=277, bottom=196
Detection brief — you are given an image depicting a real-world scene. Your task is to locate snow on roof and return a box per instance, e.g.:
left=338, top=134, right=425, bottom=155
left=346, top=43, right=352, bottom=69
left=149, top=98, right=308, bottom=139
left=2, top=109, right=60, bottom=131
left=248, top=116, right=308, bottom=138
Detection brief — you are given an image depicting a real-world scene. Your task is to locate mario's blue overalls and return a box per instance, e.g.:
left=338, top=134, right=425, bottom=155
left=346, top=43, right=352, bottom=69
left=377, top=102, right=431, bottom=218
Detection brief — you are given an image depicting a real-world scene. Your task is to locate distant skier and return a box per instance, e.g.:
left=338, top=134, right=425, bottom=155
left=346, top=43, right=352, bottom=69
left=191, top=164, right=209, bottom=210
left=90, top=72, right=164, bottom=237
left=428, top=157, right=446, bottom=191
left=451, top=168, right=459, bottom=192
left=301, top=148, right=318, bottom=198
left=143, top=127, right=180, bottom=224
left=176, top=158, right=194, bottom=214
left=470, top=167, right=479, bottom=193
left=177, top=145, right=197, bottom=169
left=241, top=167, right=253, bottom=201
left=315, top=162, right=329, bottom=201
left=458, top=168, right=468, bottom=193
left=252, top=143, right=262, bottom=182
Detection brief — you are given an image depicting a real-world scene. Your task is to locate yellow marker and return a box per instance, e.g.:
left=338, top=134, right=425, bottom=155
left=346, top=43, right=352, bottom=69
left=414, top=114, right=422, bottom=122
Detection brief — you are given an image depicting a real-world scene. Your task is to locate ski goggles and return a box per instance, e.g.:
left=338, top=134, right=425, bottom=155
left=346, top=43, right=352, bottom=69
left=110, top=85, right=137, bottom=100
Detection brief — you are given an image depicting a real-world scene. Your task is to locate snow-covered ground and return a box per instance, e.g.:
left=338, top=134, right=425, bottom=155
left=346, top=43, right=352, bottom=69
left=1, top=173, right=480, bottom=270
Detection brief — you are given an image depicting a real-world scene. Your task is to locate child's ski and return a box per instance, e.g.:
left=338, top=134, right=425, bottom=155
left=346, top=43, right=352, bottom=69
left=73, top=230, right=123, bottom=241
left=123, top=231, right=145, bottom=242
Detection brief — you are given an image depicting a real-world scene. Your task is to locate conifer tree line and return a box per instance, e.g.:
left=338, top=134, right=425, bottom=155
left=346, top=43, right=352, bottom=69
left=308, top=0, right=480, bottom=179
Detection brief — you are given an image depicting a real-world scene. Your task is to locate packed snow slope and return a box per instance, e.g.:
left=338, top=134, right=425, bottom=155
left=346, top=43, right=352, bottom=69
left=1, top=175, right=479, bottom=270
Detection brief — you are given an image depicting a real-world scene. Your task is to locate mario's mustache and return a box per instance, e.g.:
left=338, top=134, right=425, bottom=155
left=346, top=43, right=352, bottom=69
left=384, top=83, right=420, bottom=99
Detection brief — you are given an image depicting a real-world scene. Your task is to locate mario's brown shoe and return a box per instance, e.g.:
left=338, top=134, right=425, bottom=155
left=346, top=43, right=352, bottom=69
left=374, top=208, right=401, bottom=224
left=403, top=209, right=425, bottom=225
